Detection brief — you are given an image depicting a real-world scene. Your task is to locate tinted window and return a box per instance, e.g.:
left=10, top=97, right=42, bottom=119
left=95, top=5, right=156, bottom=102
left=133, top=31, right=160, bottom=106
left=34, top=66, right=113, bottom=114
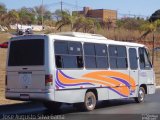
left=117, top=58, right=127, bottom=68
left=55, top=41, right=68, bottom=54
left=68, top=42, right=82, bottom=55
left=110, top=57, right=117, bottom=68
left=96, top=57, right=108, bottom=68
left=85, top=56, right=96, bottom=68
left=8, top=39, right=44, bottom=66
left=109, top=46, right=117, bottom=57
left=117, top=46, right=127, bottom=57
left=109, top=45, right=128, bottom=69
left=139, top=48, right=152, bottom=69
left=95, top=44, right=107, bottom=56
left=84, top=43, right=95, bottom=55
left=84, top=43, right=108, bottom=69
left=129, top=48, right=138, bottom=69
left=62, top=56, right=77, bottom=68
left=54, top=41, right=83, bottom=69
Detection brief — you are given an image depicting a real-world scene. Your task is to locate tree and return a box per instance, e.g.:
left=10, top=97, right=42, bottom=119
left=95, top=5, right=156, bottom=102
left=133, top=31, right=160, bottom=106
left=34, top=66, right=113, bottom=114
left=0, top=3, right=7, bottom=26
left=73, top=16, right=100, bottom=33
left=138, top=19, right=160, bottom=40
left=34, top=5, right=53, bottom=25
left=116, top=17, right=146, bottom=31
left=7, top=10, right=20, bottom=25
left=0, top=3, right=7, bottom=15
left=18, top=7, right=35, bottom=24
left=149, top=9, right=160, bottom=22
left=56, top=10, right=73, bottom=31
left=54, top=9, right=62, bottom=21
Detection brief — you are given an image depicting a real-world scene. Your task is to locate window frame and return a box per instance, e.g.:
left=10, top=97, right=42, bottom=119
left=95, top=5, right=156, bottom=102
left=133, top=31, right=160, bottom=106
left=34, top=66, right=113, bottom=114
left=54, top=40, right=84, bottom=69
left=109, top=45, right=128, bottom=70
left=84, top=42, right=109, bottom=69
left=129, top=48, right=138, bottom=70
left=138, top=47, right=152, bottom=70
left=8, top=39, right=45, bottom=66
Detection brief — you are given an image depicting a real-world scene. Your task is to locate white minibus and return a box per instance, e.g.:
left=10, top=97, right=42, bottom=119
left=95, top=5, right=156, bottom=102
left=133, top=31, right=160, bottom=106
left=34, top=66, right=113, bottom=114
left=5, top=32, right=156, bottom=111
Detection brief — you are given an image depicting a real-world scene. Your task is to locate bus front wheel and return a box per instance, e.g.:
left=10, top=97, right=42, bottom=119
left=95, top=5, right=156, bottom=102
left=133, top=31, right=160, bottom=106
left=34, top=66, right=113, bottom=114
left=135, top=87, right=145, bottom=103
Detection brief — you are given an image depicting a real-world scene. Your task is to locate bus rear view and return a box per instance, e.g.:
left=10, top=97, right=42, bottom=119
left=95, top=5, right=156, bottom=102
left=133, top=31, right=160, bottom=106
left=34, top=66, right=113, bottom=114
left=5, top=35, right=54, bottom=101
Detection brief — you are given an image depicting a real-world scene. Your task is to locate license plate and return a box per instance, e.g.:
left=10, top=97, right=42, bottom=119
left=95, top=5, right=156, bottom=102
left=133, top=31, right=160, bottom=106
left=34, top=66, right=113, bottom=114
left=19, top=72, right=32, bottom=86
left=20, top=94, right=30, bottom=99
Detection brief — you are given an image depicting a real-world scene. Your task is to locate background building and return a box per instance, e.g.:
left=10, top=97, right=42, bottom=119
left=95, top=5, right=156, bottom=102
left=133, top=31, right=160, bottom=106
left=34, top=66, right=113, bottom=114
left=74, top=7, right=117, bottom=23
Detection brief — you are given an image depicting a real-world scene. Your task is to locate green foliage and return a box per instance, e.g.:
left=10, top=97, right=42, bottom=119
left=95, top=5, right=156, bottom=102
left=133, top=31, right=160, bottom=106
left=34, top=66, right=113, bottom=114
left=56, top=10, right=72, bottom=30
left=18, top=7, right=35, bottom=24
left=56, top=10, right=101, bottom=33
left=116, top=17, right=147, bottom=31
left=34, top=5, right=53, bottom=25
left=138, top=19, right=160, bottom=40
left=0, top=3, right=7, bottom=14
left=0, top=3, right=54, bottom=27
left=7, top=10, right=20, bottom=24
left=0, top=3, right=7, bottom=26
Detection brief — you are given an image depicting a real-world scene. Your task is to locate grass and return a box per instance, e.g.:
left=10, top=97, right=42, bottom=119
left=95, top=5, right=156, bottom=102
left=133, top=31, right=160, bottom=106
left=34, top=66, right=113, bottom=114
left=0, top=33, right=23, bottom=105
left=0, top=30, right=160, bottom=105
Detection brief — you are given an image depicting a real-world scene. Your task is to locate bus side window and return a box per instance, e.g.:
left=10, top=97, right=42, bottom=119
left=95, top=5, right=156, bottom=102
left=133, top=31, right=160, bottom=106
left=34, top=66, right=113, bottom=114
left=54, top=41, right=83, bottom=69
left=109, top=45, right=128, bottom=69
left=84, top=43, right=108, bottom=69
left=95, top=44, right=109, bottom=68
left=84, top=43, right=96, bottom=68
left=68, top=42, right=83, bottom=68
left=139, top=47, right=152, bottom=69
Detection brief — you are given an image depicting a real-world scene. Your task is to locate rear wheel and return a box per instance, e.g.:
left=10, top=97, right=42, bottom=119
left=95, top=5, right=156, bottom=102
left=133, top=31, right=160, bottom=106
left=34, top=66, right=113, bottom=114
left=74, top=91, right=97, bottom=111
left=135, top=87, right=145, bottom=103
left=43, top=101, right=62, bottom=111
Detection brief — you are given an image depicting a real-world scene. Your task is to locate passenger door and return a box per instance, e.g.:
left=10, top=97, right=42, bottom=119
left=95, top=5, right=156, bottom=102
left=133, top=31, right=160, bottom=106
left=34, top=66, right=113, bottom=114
left=129, top=48, right=139, bottom=96
left=138, top=47, right=154, bottom=87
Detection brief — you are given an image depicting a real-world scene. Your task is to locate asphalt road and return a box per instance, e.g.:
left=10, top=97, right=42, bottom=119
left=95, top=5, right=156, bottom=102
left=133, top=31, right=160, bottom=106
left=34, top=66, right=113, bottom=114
left=0, top=89, right=160, bottom=120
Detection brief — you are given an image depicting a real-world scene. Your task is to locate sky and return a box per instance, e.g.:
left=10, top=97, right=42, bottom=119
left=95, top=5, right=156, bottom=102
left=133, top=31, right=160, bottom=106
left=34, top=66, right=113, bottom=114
left=0, top=0, right=160, bottom=18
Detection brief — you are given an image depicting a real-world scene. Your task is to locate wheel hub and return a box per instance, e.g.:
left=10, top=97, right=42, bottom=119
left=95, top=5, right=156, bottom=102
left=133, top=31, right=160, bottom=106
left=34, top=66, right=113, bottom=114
left=87, top=96, right=94, bottom=109
left=139, top=89, right=144, bottom=101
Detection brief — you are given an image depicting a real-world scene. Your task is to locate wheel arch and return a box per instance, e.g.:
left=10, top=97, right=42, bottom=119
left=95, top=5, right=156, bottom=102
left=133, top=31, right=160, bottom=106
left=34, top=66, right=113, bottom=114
left=140, top=84, right=147, bottom=94
left=86, top=88, right=98, bottom=100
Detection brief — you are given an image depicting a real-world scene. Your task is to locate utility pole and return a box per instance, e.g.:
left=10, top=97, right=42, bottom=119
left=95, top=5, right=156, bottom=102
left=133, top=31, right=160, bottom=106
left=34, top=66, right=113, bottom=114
left=41, top=0, right=44, bottom=30
left=152, top=33, right=155, bottom=66
left=60, top=0, right=63, bottom=31
left=61, top=0, right=63, bottom=12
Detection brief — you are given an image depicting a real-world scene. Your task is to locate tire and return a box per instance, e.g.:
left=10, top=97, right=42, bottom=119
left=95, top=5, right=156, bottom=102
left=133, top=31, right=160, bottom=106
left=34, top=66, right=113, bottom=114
left=74, top=91, right=97, bottom=111
left=135, top=87, right=145, bottom=103
left=84, top=92, right=97, bottom=111
left=43, top=101, right=62, bottom=111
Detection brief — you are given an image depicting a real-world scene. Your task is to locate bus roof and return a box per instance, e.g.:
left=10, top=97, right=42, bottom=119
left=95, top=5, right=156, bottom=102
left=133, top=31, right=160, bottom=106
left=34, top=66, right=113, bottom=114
left=10, top=32, right=145, bottom=47
left=52, top=32, right=145, bottom=48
